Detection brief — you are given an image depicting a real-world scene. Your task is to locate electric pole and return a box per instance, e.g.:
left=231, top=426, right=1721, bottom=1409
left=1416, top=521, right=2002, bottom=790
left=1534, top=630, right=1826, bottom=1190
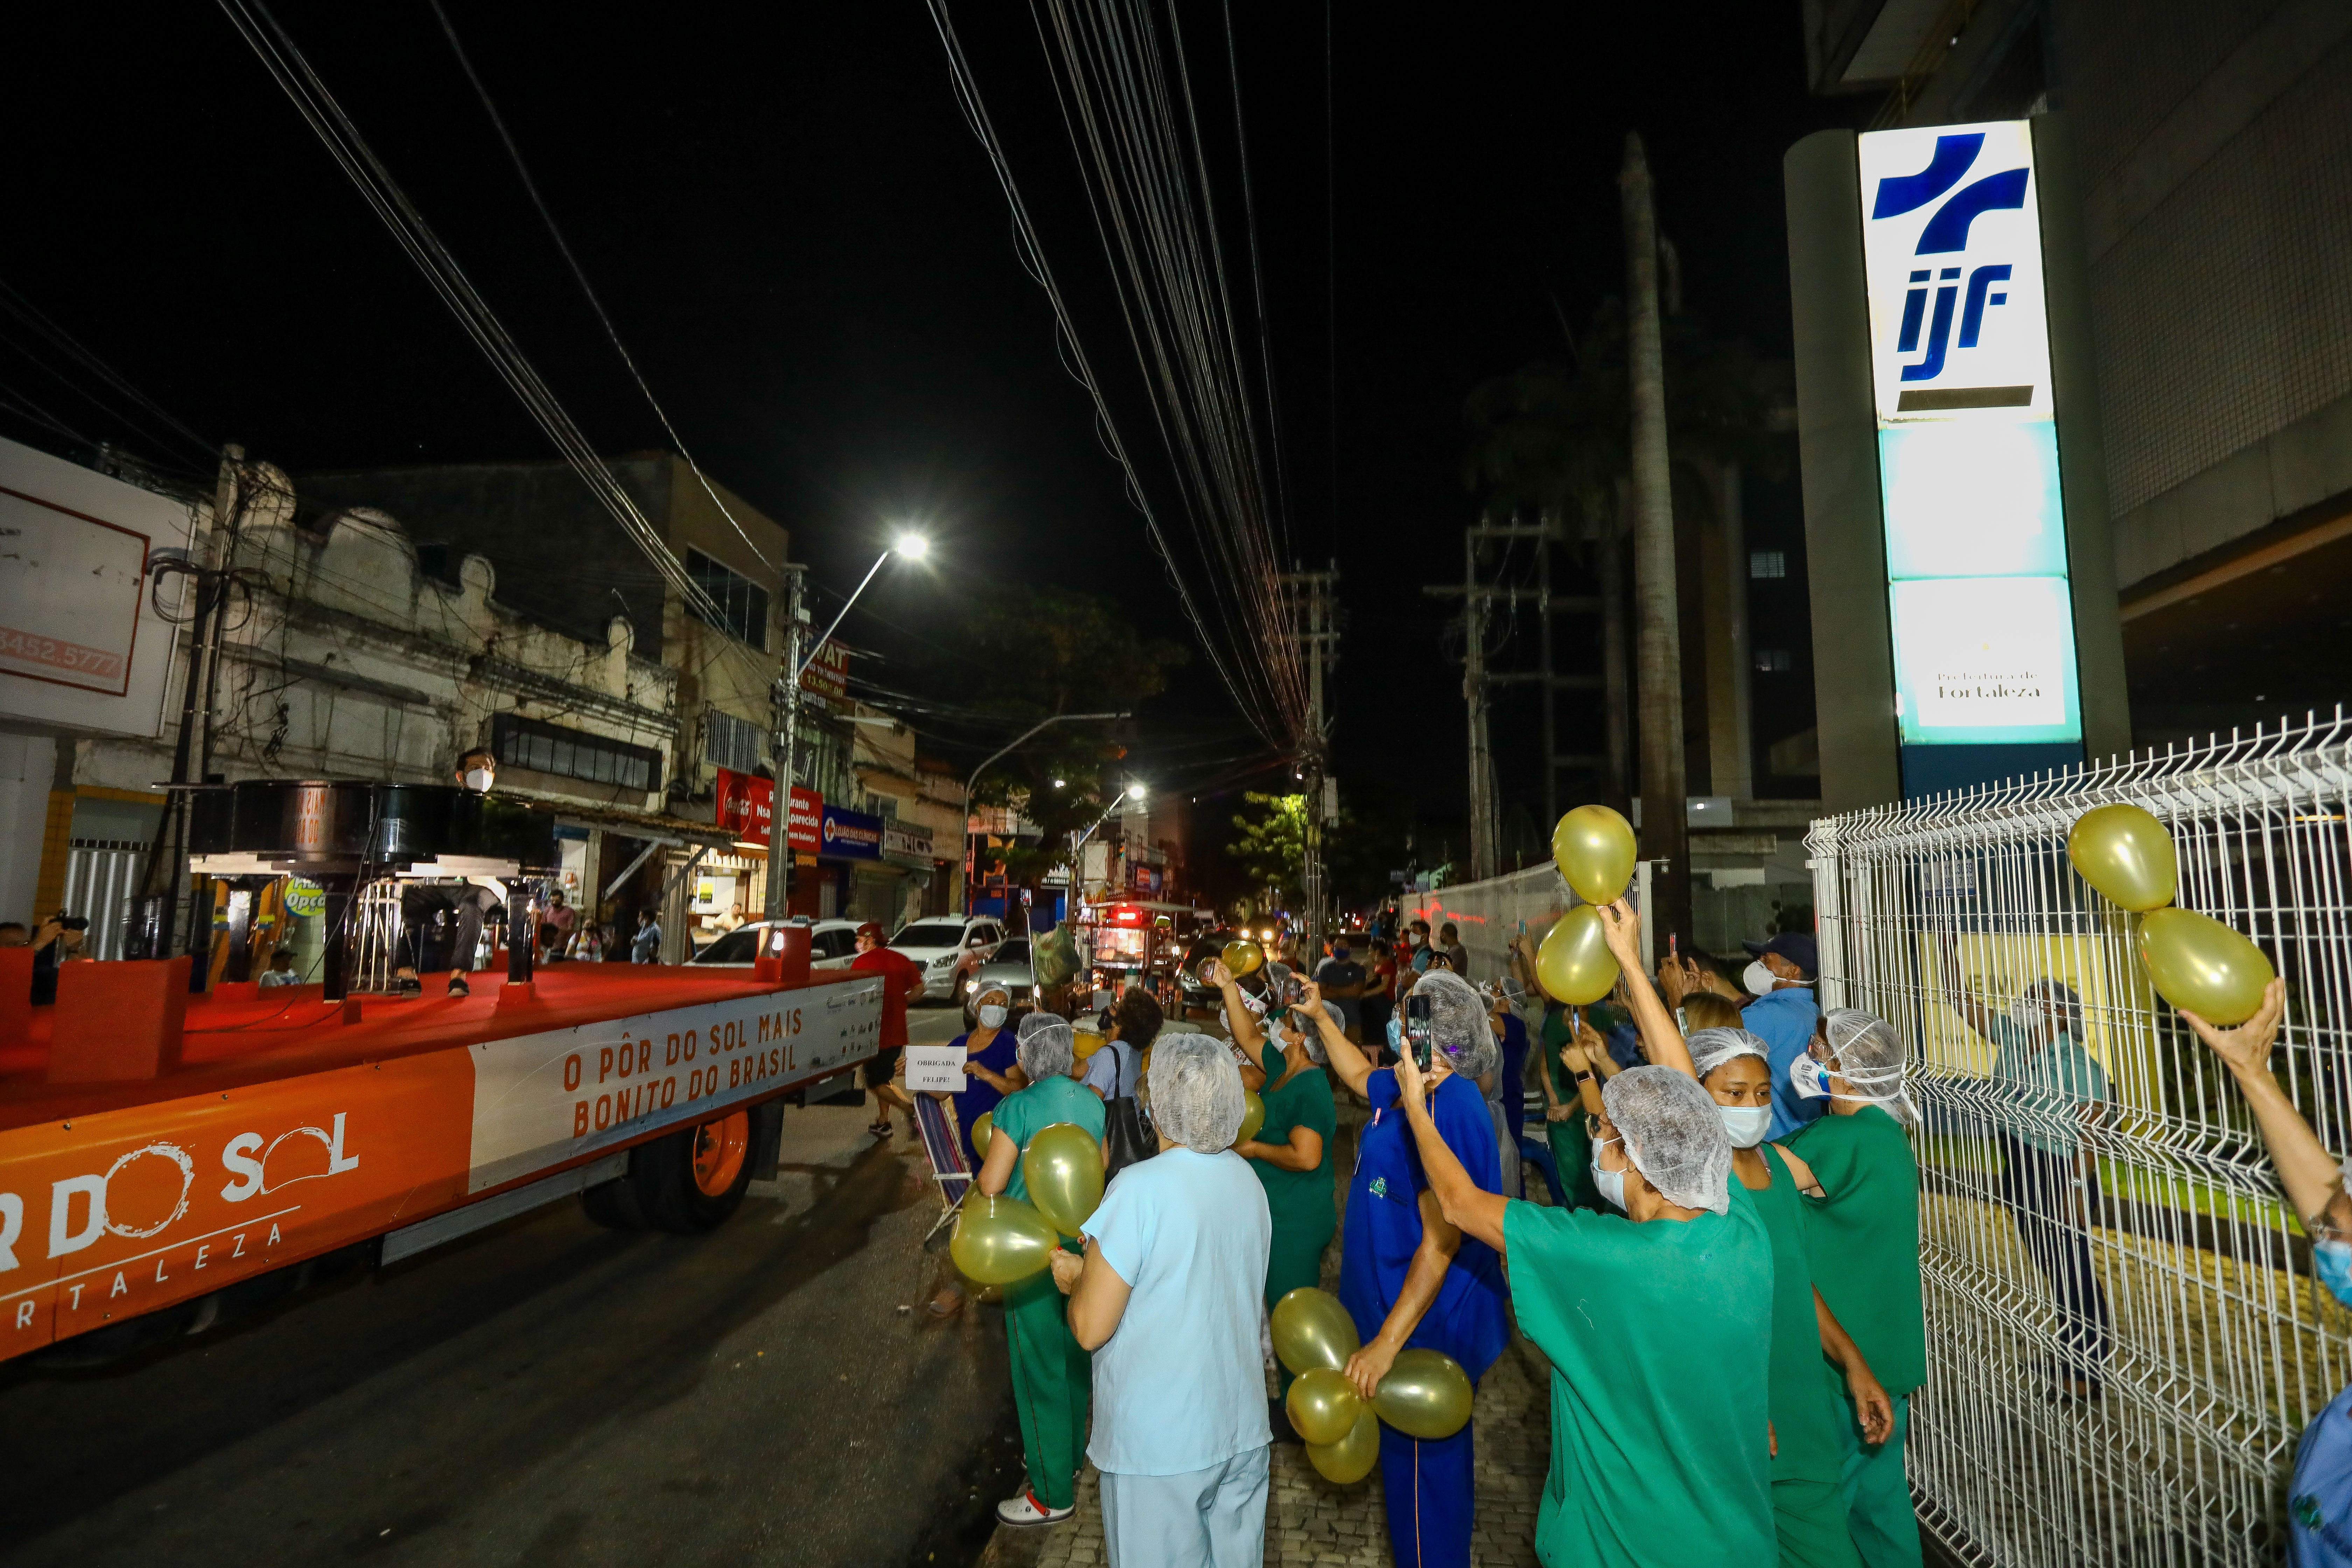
left=1282, top=562, right=1340, bottom=956
left=764, top=565, right=806, bottom=925
left=1622, top=132, right=1690, bottom=941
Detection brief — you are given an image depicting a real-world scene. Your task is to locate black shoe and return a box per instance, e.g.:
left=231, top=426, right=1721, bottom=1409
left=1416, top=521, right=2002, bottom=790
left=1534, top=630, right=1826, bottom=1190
left=447, top=974, right=471, bottom=997
left=1269, top=1396, right=1300, bottom=1444
left=394, top=975, right=424, bottom=997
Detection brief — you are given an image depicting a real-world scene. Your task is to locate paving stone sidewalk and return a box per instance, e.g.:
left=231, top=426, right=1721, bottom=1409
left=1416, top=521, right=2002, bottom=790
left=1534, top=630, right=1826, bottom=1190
left=982, top=1099, right=1556, bottom=1568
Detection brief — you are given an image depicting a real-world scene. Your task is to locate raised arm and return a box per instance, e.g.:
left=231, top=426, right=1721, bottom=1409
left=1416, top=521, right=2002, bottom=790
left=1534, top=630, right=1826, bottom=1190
left=1392, top=1052, right=1508, bottom=1251
left=1939, top=930, right=1999, bottom=1041
left=1298, top=981, right=1375, bottom=1098
left=2184, top=979, right=2349, bottom=1236
left=1596, top=899, right=1696, bottom=1079
left=1206, top=959, right=1270, bottom=1070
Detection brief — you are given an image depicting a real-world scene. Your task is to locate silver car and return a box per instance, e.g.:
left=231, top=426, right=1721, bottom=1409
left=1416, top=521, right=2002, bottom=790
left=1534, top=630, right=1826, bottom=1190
left=955, top=937, right=1037, bottom=1006
left=690, top=918, right=863, bottom=970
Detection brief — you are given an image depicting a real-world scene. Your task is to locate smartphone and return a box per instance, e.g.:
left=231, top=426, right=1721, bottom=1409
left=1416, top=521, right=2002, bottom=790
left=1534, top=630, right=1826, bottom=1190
left=1282, top=973, right=1305, bottom=1007
left=1405, top=992, right=1434, bottom=1070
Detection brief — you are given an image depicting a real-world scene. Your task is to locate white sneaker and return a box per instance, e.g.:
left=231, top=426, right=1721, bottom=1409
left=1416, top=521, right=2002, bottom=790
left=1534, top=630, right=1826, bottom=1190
left=996, top=1488, right=1074, bottom=1527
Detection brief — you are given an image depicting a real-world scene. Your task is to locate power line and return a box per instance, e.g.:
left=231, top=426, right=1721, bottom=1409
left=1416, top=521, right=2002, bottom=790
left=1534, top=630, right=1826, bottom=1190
left=215, top=0, right=726, bottom=629
left=423, top=0, right=779, bottom=582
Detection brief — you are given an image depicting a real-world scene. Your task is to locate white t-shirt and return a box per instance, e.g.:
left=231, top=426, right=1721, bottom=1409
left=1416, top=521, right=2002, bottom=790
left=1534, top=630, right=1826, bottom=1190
left=1081, top=1147, right=1272, bottom=1475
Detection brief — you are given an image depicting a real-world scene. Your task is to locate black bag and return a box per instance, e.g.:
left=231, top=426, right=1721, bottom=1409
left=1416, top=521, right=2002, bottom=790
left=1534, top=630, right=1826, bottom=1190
left=1101, top=1040, right=1158, bottom=1179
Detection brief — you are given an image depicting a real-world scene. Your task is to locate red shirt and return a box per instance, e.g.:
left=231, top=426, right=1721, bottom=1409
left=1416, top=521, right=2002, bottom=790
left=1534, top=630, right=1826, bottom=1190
left=852, top=946, right=921, bottom=1048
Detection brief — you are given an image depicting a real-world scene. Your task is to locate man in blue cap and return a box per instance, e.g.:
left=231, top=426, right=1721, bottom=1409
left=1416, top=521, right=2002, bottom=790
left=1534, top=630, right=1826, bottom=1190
left=1741, top=930, right=1822, bottom=1140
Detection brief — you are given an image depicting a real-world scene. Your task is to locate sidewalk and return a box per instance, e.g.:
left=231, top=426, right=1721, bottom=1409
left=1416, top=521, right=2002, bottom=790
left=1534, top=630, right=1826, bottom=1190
left=979, top=1100, right=1554, bottom=1568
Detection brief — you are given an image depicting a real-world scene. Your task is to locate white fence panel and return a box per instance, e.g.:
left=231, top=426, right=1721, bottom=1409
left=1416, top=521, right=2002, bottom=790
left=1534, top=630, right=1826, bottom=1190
left=1809, top=714, right=2352, bottom=1565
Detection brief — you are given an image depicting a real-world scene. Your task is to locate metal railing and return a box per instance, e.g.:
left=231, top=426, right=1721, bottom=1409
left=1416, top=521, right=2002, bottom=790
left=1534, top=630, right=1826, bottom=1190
left=1808, top=711, right=2352, bottom=1564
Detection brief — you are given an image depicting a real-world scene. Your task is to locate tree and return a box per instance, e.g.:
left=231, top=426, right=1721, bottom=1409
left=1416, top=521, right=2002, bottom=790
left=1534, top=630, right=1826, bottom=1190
left=919, top=585, right=1189, bottom=898
left=1229, top=792, right=1308, bottom=909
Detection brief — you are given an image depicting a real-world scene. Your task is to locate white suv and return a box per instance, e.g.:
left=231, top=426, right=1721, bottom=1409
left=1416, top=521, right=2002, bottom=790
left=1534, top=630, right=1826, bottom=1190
left=890, top=916, right=1006, bottom=1004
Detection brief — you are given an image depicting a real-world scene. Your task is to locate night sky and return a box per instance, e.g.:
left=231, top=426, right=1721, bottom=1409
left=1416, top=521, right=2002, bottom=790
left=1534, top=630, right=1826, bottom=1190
left=4, top=5, right=1851, bottom=868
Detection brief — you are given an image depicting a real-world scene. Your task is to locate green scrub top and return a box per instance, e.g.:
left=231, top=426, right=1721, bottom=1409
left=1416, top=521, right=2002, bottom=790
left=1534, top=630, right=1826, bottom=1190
left=1750, top=1143, right=1845, bottom=1484
left=1538, top=1009, right=1604, bottom=1211
left=1252, top=1062, right=1337, bottom=1241
left=992, top=1074, right=1107, bottom=1208
left=1503, top=1191, right=1776, bottom=1567
left=1787, top=1106, right=1926, bottom=1396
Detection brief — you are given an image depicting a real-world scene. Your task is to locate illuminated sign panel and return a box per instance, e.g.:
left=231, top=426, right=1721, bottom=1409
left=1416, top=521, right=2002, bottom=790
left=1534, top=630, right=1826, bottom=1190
left=1857, top=120, right=2081, bottom=771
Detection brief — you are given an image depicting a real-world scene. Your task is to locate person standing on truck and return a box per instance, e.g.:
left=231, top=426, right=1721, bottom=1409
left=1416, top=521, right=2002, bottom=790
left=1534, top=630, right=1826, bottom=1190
left=851, top=920, right=924, bottom=1141
left=978, top=1015, right=1106, bottom=1528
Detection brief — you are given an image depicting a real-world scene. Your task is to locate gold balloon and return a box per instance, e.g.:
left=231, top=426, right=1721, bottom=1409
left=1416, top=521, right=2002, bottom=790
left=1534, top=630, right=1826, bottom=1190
left=948, top=1192, right=1059, bottom=1284
left=1372, top=1348, right=1475, bottom=1440
left=1221, top=939, right=1265, bottom=977
left=2068, top=803, right=2178, bottom=913
left=1552, top=804, right=1638, bottom=905
left=2140, top=906, right=2275, bottom=1026
left=1535, top=905, right=1619, bottom=1006
left=1270, top=1286, right=1361, bottom=1376
left=1235, top=1089, right=1265, bottom=1146
left=1305, top=1408, right=1380, bottom=1484
left=1021, top=1121, right=1106, bottom=1237
left=1285, top=1366, right=1363, bottom=1447
left=970, top=1111, right=994, bottom=1162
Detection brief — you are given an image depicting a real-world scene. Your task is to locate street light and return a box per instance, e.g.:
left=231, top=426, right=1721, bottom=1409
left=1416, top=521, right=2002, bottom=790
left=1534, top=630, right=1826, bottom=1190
left=764, top=529, right=931, bottom=924
left=960, top=713, right=1130, bottom=915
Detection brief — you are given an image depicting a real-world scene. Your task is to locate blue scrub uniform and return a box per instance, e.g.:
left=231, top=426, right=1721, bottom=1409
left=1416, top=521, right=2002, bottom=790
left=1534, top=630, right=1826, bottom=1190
left=1340, top=1069, right=1511, bottom=1568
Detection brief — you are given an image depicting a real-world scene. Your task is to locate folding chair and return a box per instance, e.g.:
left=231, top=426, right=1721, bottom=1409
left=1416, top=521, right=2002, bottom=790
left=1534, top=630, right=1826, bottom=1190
left=912, top=1093, right=975, bottom=1243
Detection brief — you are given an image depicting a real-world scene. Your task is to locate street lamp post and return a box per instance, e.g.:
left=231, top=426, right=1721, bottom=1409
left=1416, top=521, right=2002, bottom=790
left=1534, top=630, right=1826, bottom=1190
left=763, top=533, right=929, bottom=925
left=959, top=712, right=1129, bottom=915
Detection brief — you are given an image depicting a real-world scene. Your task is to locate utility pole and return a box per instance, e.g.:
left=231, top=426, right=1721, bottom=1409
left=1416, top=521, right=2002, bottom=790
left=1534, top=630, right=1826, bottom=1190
left=764, top=566, right=806, bottom=925
left=1281, top=562, right=1340, bottom=955
left=1426, top=520, right=1604, bottom=879
left=1622, top=132, right=1690, bottom=941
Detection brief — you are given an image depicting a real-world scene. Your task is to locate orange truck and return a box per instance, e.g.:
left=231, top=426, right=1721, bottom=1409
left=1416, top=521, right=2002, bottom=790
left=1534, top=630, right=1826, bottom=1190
left=0, top=933, right=878, bottom=1366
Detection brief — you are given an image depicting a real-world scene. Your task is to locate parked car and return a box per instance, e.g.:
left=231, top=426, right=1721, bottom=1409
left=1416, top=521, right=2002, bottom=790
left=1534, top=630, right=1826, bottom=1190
left=889, top=915, right=1007, bottom=1005
left=955, top=938, right=1037, bottom=1007
left=690, top=918, right=863, bottom=971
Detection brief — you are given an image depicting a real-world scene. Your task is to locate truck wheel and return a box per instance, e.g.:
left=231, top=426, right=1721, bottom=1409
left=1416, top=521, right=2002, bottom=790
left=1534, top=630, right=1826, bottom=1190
left=580, top=1170, right=648, bottom=1230
left=630, top=1109, right=755, bottom=1234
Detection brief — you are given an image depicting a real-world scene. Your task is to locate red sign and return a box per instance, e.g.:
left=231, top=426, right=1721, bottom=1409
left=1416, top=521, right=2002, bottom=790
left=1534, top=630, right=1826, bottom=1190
left=799, top=641, right=849, bottom=703
left=717, top=770, right=822, bottom=854
left=786, top=786, right=821, bottom=853
left=716, top=769, right=772, bottom=845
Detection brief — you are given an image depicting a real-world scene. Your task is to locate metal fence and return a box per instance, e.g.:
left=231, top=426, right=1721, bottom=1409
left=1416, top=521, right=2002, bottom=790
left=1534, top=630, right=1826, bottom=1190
left=1808, top=713, right=2352, bottom=1565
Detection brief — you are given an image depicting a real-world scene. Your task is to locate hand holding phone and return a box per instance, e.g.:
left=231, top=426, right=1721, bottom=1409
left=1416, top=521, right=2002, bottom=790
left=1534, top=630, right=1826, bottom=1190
left=1405, top=992, right=1435, bottom=1071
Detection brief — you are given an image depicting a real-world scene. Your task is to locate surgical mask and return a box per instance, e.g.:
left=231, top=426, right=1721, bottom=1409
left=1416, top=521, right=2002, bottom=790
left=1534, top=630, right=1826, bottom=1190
left=1742, top=960, right=1777, bottom=997
left=1590, top=1143, right=1628, bottom=1211
left=464, top=768, right=493, bottom=792
left=1719, top=1105, right=1772, bottom=1147
left=2316, top=1240, right=2352, bottom=1309
left=1791, top=1054, right=1832, bottom=1100
left=1387, top=1013, right=1403, bottom=1051
left=977, top=1003, right=1008, bottom=1029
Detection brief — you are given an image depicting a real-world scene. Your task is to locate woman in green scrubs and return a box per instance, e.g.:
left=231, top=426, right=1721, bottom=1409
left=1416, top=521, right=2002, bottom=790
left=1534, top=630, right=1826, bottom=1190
left=974, top=1013, right=1107, bottom=1528
left=1212, top=963, right=1338, bottom=1410
left=1597, top=908, right=1896, bottom=1567
left=1785, top=1009, right=1927, bottom=1568
left=1394, top=1043, right=1776, bottom=1567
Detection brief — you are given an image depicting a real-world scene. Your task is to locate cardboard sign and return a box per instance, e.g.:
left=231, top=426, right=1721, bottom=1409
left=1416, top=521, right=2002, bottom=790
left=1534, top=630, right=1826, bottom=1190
left=903, top=1045, right=968, bottom=1092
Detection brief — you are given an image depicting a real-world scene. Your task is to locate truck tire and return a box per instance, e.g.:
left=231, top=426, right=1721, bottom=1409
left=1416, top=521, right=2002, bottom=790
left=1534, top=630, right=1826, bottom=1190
left=580, top=1170, right=649, bottom=1231
left=628, top=1109, right=755, bottom=1234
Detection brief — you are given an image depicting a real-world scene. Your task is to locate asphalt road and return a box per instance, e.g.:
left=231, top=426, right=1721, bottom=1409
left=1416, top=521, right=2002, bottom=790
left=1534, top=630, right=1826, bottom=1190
left=0, top=1006, right=1022, bottom=1568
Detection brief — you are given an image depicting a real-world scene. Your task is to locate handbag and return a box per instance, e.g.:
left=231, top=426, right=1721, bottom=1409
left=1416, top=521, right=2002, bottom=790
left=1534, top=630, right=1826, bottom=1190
left=1101, top=1040, right=1158, bottom=1179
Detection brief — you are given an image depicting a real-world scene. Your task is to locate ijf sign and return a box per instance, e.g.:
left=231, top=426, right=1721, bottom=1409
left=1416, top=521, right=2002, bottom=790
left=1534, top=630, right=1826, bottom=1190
left=1857, top=121, right=2082, bottom=772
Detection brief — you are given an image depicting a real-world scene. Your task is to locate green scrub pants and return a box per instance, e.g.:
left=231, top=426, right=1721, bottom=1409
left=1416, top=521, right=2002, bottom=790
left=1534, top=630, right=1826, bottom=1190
left=1265, top=1219, right=1335, bottom=1395
left=1005, top=1267, right=1091, bottom=1509
left=1774, top=1477, right=1864, bottom=1568
left=1831, top=1384, right=1920, bottom=1568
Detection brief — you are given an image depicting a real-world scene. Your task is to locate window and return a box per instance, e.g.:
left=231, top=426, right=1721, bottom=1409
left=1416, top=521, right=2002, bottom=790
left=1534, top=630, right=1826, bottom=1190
left=491, top=713, right=663, bottom=793
left=892, top=920, right=970, bottom=949
left=696, top=927, right=761, bottom=964
left=992, top=939, right=1029, bottom=964
left=705, top=707, right=764, bottom=774
left=812, top=929, right=860, bottom=959
left=686, top=548, right=770, bottom=651
left=1754, top=648, right=1793, bottom=673
left=1749, top=550, right=1787, bottom=580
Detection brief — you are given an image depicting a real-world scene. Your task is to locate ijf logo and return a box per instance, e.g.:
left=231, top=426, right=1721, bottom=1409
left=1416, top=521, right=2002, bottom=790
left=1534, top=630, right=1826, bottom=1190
left=1857, top=120, right=2051, bottom=418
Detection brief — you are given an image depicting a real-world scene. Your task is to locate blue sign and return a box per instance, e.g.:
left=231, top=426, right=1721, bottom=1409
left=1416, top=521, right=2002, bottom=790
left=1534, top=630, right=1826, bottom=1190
left=818, top=803, right=882, bottom=861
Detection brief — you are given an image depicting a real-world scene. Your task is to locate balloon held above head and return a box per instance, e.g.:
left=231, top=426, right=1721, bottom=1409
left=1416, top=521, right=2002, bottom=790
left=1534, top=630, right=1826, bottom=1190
left=2066, top=802, right=2177, bottom=912
left=1535, top=904, right=1618, bottom=1005
left=1552, top=804, right=1637, bottom=904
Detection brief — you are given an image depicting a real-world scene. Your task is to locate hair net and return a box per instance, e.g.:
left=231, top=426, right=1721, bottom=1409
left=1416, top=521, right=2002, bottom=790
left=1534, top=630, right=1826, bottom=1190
left=1822, top=1008, right=1915, bottom=1125
left=1411, top=969, right=1499, bottom=1079
left=1688, top=1027, right=1769, bottom=1083
left=1015, top=1012, right=1076, bottom=1079
left=2021, top=978, right=2085, bottom=1038
left=1148, top=1031, right=1248, bottom=1153
left=1601, top=1065, right=1731, bottom=1215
